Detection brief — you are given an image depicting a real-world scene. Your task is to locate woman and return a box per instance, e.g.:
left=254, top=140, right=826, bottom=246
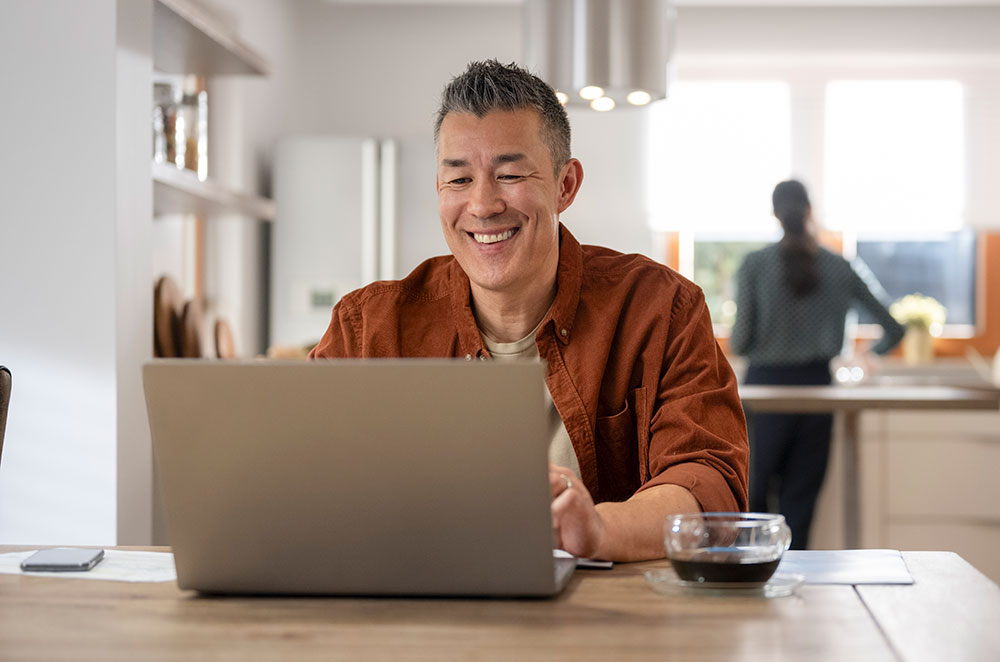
left=730, top=179, right=904, bottom=550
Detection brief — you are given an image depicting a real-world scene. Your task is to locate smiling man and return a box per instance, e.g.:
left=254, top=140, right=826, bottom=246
left=309, top=60, right=748, bottom=561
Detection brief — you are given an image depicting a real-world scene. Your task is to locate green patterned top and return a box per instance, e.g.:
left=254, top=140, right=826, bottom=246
left=730, top=244, right=905, bottom=366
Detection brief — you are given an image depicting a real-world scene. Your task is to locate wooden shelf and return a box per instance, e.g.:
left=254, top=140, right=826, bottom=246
left=154, top=0, right=271, bottom=76
left=153, top=162, right=275, bottom=220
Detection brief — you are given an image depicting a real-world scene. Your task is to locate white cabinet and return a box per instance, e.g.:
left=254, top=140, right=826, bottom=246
left=812, top=403, right=1000, bottom=584
left=875, top=410, right=1000, bottom=582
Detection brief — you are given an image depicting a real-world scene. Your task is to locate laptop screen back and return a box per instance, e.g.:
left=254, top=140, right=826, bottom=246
left=143, top=359, right=558, bottom=596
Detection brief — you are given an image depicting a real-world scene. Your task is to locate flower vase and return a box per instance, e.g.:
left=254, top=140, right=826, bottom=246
left=902, top=325, right=934, bottom=365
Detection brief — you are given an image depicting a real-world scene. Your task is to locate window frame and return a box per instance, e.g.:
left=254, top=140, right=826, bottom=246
left=841, top=231, right=980, bottom=341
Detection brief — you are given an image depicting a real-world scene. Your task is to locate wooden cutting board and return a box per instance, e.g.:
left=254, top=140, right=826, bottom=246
left=153, top=275, right=182, bottom=358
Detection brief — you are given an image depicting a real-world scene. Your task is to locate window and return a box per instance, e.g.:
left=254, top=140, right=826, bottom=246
left=692, top=236, right=771, bottom=327
left=825, top=80, right=972, bottom=330
left=824, top=80, right=965, bottom=234
left=648, top=78, right=976, bottom=336
left=648, top=81, right=792, bottom=234
left=852, top=231, right=977, bottom=329
left=648, top=81, right=791, bottom=326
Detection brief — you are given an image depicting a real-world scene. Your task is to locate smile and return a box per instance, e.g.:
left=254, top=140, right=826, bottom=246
left=471, top=228, right=519, bottom=244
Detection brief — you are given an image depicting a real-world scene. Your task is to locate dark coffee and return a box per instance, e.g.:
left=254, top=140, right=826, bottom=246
left=670, top=557, right=780, bottom=583
left=669, top=548, right=781, bottom=583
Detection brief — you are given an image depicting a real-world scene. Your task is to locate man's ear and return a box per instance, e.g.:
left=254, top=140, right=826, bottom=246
left=557, top=158, right=584, bottom=214
left=435, top=174, right=441, bottom=193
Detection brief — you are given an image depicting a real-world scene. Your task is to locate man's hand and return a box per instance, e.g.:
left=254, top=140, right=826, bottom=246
left=549, top=463, right=702, bottom=562
left=549, top=464, right=606, bottom=559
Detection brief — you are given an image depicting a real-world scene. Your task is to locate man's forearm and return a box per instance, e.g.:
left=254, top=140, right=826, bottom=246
left=593, top=484, right=701, bottom=562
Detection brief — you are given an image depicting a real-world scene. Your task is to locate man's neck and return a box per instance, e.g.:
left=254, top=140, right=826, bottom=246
left=470, top=273, right=558, bottom=344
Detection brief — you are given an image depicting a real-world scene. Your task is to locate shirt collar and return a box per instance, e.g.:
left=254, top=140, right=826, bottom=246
left=545, top=224, right=582, bottom=345
left=449, top=260, right=487, bottom=358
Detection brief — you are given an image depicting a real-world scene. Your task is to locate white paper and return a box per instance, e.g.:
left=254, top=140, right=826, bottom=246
left=553, top=549, right=613, bottom=569
left=777, top=549, right=914, bottom=584
left=0, top=550, right=177, bottom=583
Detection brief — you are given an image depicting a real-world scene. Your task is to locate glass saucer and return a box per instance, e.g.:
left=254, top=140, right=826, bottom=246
left=644, top=567, right=804, bottom=598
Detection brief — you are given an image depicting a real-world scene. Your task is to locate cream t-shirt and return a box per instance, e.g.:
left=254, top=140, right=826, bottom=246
left=480, top=329, right=581, bottom=480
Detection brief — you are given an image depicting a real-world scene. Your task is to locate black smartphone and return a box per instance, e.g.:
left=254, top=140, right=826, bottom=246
left=20, top=548, right=105, bottom=572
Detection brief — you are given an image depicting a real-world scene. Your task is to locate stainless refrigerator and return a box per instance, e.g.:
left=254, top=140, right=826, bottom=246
left=270, top=136, right=444, bottom=348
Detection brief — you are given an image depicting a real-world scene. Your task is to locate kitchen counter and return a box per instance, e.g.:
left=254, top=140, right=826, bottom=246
left=738, top=380, right=1000, bottom=549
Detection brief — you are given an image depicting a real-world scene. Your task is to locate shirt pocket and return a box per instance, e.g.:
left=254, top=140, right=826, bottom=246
left=594, top=387, right=648, bottom=502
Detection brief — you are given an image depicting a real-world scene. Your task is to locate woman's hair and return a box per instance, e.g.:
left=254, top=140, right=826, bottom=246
left=772, top=179, right=819, bottom=297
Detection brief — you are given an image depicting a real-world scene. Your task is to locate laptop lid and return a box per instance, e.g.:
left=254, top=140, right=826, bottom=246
left=143, top=359, right=571, bottom=597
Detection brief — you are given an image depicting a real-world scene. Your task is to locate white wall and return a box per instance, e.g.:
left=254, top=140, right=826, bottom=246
left=287, top=2, right=522, bottom=138
left=674, top=6, right=1000, bottom=57
left=116, top=0, right=155, bottom=546
left=561, top=108, right=659, bottom=257
left=0, top=0, right=152, bottom=545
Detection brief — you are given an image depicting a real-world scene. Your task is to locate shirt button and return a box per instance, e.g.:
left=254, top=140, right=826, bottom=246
left=479, top=355, right=487, bottom=361
left=464, top=354, right=472, bottom=361
left=560, top=328, right=568, bottom=337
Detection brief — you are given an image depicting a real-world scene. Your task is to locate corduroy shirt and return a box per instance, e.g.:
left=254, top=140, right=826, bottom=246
left=309, top=225, right=748, bottom=513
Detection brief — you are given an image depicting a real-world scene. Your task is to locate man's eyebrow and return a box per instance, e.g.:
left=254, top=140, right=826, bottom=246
left=441, top=154, right=526, bottom=168
left=494, top=153, right=526, bottom=164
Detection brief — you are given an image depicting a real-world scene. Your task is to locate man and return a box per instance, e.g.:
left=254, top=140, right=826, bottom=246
left=310, top=60, right=748, bottom=562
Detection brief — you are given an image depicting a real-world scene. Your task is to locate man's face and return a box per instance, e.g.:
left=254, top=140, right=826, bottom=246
left=436, top=109, right=577, bottom=298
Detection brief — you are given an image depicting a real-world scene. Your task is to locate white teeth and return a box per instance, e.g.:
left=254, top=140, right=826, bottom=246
left=473, top=229, right=516, bottom=244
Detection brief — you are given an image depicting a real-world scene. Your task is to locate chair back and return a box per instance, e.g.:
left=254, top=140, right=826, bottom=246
left=0, top=366, right=10, bottom=465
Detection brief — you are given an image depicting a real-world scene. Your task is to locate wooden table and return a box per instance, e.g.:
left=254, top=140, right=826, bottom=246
left=739, top=384, right=1000, bottom=548
left=1, top=547, right=998, bottom=661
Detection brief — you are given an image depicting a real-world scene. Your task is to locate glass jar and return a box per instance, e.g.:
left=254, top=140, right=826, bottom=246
left=176, top=75, right=208, bottom=179
left=152, top=80, right=180, bottom=164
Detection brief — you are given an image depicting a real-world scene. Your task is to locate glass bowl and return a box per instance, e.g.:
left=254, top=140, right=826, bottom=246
left=663, top=513, right=791, bottom=584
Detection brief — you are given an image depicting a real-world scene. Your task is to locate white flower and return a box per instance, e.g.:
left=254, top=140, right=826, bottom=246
left=890, top=293, right=947, bottom=332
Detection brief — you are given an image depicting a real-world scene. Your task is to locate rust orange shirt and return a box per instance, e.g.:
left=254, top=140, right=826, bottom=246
left=309, top=225, right=748, bottom=512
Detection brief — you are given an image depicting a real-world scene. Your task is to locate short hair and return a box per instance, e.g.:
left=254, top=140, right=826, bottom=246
left=434, top=59, right=571, bottom=174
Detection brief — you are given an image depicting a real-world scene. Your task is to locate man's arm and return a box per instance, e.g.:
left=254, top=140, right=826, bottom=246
left=552, top=284, right=748, bottom=562
left=308, top=299, right=362, bottom=358
left=550, top=465, right=699, bottom=561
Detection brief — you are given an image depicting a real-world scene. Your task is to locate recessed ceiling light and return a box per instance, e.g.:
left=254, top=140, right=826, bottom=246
left=590, top=96, right=615, bottom=112
left=627, top=90, right=652, bottom=106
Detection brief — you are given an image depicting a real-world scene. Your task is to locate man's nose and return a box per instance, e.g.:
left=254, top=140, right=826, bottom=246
left=467, top=178, right=506, bottom=219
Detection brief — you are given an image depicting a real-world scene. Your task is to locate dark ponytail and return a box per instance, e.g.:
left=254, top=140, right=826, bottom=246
left=773, top=179, right=819, bottom=297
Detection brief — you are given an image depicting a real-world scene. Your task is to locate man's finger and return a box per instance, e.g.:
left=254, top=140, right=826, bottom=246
left=548, top=470, right=574, bottom=498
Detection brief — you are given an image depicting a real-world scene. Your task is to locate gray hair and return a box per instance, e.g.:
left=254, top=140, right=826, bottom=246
left=434, top=60, right=571, bottom=174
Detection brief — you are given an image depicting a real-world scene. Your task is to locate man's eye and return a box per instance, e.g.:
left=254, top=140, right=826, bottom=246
left=448, top=177, right=471, bottom=185
left=498, top=175, right=524, bottom=181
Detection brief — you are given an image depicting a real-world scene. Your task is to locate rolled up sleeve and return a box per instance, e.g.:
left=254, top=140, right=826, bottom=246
left=637, top=286, right=749, bottom=513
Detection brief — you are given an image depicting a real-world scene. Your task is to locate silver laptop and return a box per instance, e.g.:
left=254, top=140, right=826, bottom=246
left=143, top=359, right=576, bottom=597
